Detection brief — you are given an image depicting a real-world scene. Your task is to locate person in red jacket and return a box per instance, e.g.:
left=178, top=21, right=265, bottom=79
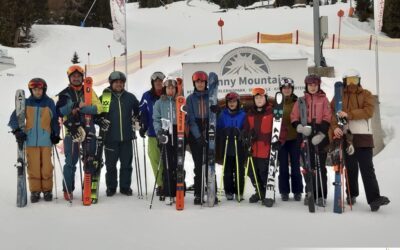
left=242, top=87, right=286, bottom=206
left=291, top=74, right=332, bottom=207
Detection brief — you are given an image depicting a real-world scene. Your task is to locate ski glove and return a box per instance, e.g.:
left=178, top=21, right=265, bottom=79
left=311, top=132, right=326, bottom=146
left=139, top=127, right=147, bottom=138
left=157, top=130, right=168, bottom=145
left=271, top=141, right=281, bottom=151
left=209, top=105, right=220, bottom=114
left=95, top=117, right=111, bottom=132
left=346, top=144, right=355, bottom=155
left=71, top=126, right=86, bottom=143
left=296, top=124, right=312, bottom=137
left=51, top=134, right=61, bottom=145
left=13, top=128, right=27, bottom=143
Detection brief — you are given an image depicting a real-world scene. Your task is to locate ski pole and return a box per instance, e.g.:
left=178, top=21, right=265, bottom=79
left=52, top=146, right=58, bottom=201
left=315, top=146, right=326, bottom=209
left=78, top=142, right=84, bottom=201
left=249, top=157, right=262, bottom=201
left=132, top=138, right=142, bottom=199
left=164, top=141, right=173, bottom=205
left=135, top=138, right=143, bottom=198
left=218, top=136, right=229, bottom=202
left=234, top=135, right=241, bottom=202
left=143, top=137, right=148, bottom=199
left=53, top=145, right=72, bottom=205
left=150, top=146, right=164, bottom=209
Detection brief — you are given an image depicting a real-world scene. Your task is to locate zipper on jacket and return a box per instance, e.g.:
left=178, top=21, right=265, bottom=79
left=36, top=106, right=40, bottom=146
left=117, top=96, right=123, bottom=141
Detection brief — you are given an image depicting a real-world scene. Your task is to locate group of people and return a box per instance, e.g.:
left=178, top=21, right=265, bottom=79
left=8, top=65, right=390, bottom=212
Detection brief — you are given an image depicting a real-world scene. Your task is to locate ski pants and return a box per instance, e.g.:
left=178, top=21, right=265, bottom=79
left=345, top=147, right=380, bottom=204
left=278, top=139, right=303, bottom=195
left=26, top=146, right=53, bottom=193
left=247, top=157, right=268, bottom=197
left=104, top=140, right=133, bottom=190
left=148, top=136, right=163, bottom=187
left=223, top=154, right=245, bottom=196
left=189, top=137, right=208, bottom=197
left=159, top=142, right=177, bottom=197
left=309, top=146, right=327, bottom=199
left=62, top=136, right=79, bottom=193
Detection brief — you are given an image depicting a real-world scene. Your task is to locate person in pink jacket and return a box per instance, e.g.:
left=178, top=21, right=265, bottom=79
left=290, top=74, right=332, bottom=207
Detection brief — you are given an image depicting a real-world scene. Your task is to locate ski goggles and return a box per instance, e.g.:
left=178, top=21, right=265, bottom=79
left=163, top=78, right=177, bottom=87
left=251, top=87, right=266, bottom=96
left=280, top=77, right=294, bottom=88
left=304, top=74, right=321, bottom=85
left=192, top=71, right=208, bottom=82
left=345, top=76, right=360, bottom=85
left=226, top=92, right=239, bottom=101
left=67, top=65, right=84, bottom=76
left=151, top=71, right=166, bottom=81
left=28, top=78, right=47, bottom=89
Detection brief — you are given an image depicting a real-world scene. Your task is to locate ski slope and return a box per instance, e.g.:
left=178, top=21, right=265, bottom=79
left=0, top=1, right=399, bottom=249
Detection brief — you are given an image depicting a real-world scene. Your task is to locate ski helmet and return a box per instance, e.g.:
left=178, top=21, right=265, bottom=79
left=279, top=77, right=294, bottom=91
left=162, top=76, right=177, bottom=87
left=67, top=65, right=84, bottom=78
left=108, top=71, right=126, bottom=85
left=225, top=92, right=240, bottom=110
left=28, top=78, right=47, bottom=95
left=192, top=71, right=208, bottom=90
left=150, top=71, right=166, bottom=87
left=251, top=87, right=266, bottom=97
left=342, top=69, right=361, bottom=86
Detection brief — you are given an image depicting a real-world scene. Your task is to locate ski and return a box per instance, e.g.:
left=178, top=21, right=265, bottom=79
left=299, top=97, right=315, bottom=213
left=176, top=95, right=186, bottom=210
left=207, top=72, right=218, bottom=207
left=91, top=88, right=112, bottom=204
left=264, top=92, right=284, bottom=207
left=83, top=77, right=94, bottom=206
left=333, top=81, right=345, bottom=213
left=15, top=89, right=27, bottom=207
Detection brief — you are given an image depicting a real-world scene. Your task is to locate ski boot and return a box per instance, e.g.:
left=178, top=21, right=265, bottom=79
left=370, top=196, right=390, bottom=212
left=31, top=192, right=40, bottom=203
left=43, top=191, right=53, bottom=202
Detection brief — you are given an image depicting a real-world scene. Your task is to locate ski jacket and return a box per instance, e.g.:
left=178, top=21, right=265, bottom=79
left=217, top=108, right=246, bottom=156
left=56, top=85, right=102, bottom=135
left=9, top=95, right=60, bottom=147
left=283, top=94, right=298, bottom=141
left=186, top=89, right=209, bottom=140
left=153, top=95, right=177, bottom=136
left=243, top=105, right=286, bottom=159
left=291, top=91, right=332, bottom=149
left=101, top=88, right=139, bottom=143
left=330, top=85, right=374, bottom=147
left=139, top=90, right=161, bottom=137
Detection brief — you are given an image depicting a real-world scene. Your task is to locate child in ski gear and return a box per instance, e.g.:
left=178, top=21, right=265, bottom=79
left=278, top=78, right=303, bottom=201
left=101, top=71, right=139, bottom=197
left=186, top=71, right=211, bottom=205
left=153, top=77, right=179, bottom=205
left=9, top=78, right=60, bottom=203
left=139, top=71, right=165, bottom=199
left=217, top=92, right=246, bottom=201
left=56, top=65, right=102, bottom=201
left=291, top=74, right=332, bottom=207
left=330, top=69, right=390, bottom=212
left=242, top=87, right=286, bottom=205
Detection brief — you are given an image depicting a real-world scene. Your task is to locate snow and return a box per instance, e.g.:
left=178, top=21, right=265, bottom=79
left=0, top=1, right=399, bottom=249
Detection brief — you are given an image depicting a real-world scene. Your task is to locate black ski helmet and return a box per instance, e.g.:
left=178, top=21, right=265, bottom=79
left=28, top=78, right=47, bottom=95
left=108, top=71, right=126, bottom=86
left=279, top=77, right=294, bottom=92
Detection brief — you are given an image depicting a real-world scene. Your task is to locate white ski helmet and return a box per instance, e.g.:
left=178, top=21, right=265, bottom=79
left=343, top=69, right=360, bottom=78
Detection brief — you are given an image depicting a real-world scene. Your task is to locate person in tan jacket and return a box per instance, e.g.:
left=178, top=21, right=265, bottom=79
left=330, top=69, right=390, bottom=212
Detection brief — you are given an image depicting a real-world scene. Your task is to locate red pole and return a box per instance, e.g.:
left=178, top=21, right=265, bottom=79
left=140, top=50, right=142, bottom=69
left=332, top=34, right=335, bottom=49
left=257, top=32, right=260, bottom=44
left=338, top=17, right=342, bottom=49
left=113, top=57, right=116, bottom=71
left=369, top=35, right=373, bottom=50
left=168, top=46, right=171, bottom=57
left=296, top=30, right=299, bottom=45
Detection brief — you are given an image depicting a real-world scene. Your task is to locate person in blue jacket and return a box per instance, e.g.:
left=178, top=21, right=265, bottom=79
left=9, top=78, right=60, bottom=203
left=217, top=92, right=246, bottom=201
left=139, top=71, right=166, bottom=199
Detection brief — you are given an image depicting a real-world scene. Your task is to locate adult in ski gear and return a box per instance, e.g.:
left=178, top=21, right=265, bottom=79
left=101, top=71, right=139, bottom=196
left=153, top=77, right=179, bottom=205
left=243, top=87, right=286, bottom=205
left=139, top=71, right=165, bottom=197
left=186, top=70, right=212, bottom=205
left=330, top=69, right=390, bottom=212
left=291, top=74, right=332, bottom=206
left=278, top=78, right=303, bottom=201
left=217, top=92, right=246, bottom=201
left=9, top=78, right=60, bottom=203
left=56, top=65, right=102, bottom=200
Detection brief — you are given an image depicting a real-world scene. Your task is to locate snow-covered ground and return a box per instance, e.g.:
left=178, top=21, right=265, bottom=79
left=0, top=1, right=399, bottom=249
